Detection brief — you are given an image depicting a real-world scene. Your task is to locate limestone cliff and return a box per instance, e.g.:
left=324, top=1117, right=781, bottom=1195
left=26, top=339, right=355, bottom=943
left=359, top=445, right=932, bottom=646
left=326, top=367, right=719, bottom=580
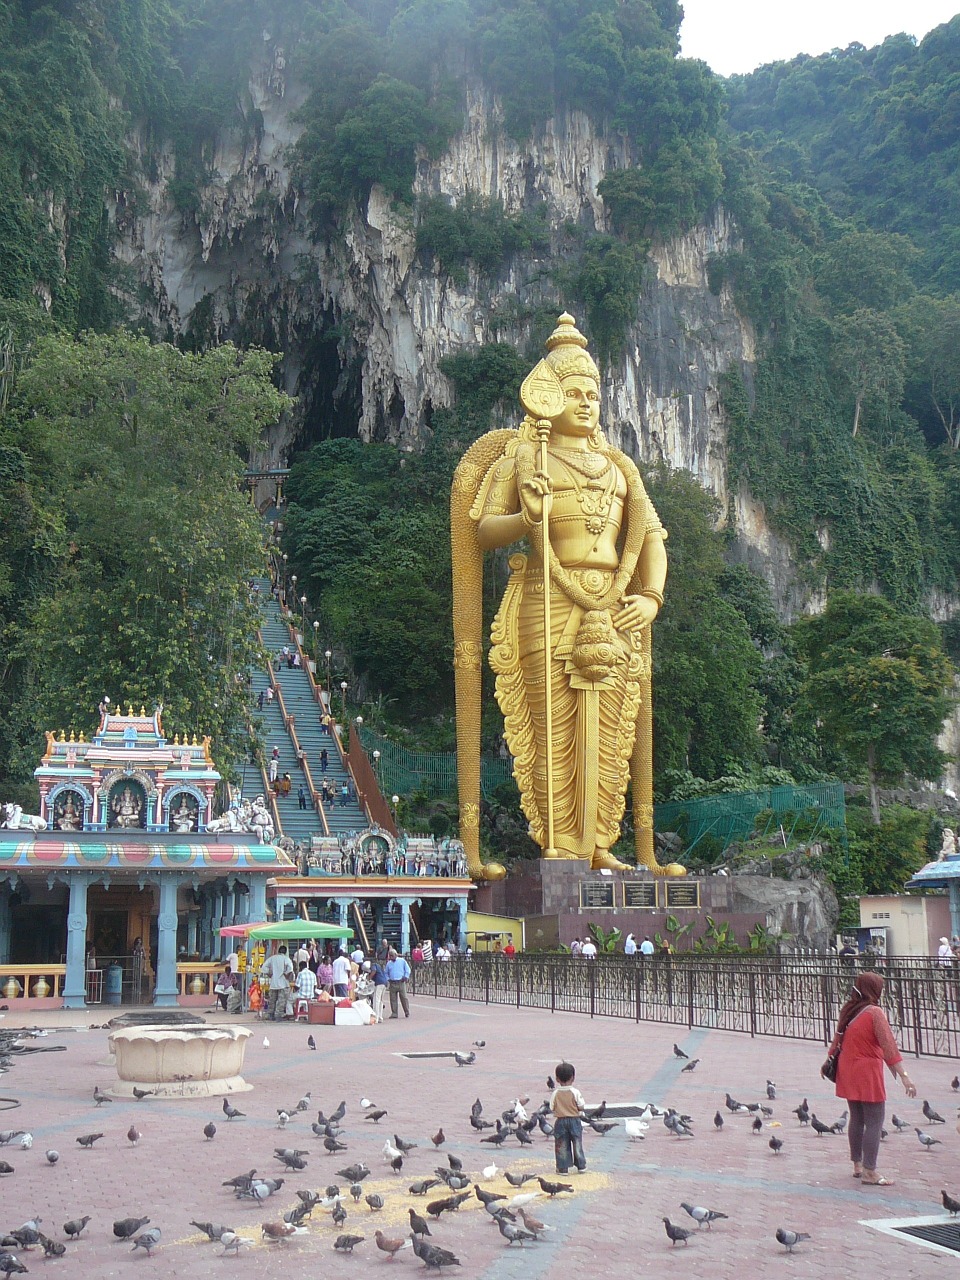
left=115, top=42, right=807, bottom=610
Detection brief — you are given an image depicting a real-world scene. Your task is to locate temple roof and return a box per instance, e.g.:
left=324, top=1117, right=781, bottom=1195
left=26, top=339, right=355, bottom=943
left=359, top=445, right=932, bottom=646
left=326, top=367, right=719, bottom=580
left=0, top=832, right=290, bottom=873
left=907, top=854, right=960, bottom=889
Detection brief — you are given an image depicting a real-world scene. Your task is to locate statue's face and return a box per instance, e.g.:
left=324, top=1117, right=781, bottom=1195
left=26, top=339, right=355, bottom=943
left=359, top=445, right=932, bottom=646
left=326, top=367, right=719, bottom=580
left=553, top=376, right=600, bottom=437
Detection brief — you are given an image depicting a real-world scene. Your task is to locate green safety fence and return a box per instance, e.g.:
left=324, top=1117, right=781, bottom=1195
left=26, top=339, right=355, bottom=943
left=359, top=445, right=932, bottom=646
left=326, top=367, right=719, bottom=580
left=358, top=725, right=846, bottom=853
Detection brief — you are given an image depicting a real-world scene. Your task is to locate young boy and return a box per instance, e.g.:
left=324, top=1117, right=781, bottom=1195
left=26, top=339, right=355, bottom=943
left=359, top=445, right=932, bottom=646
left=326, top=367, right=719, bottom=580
left=550, top=1061, right=587, bottom=1174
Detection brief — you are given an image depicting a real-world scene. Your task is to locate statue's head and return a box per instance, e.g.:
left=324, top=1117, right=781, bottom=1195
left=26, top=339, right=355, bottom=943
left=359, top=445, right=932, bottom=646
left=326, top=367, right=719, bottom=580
left=544, top=313, right=600, bottom=389
left=520, top=314, right=603, bottom=443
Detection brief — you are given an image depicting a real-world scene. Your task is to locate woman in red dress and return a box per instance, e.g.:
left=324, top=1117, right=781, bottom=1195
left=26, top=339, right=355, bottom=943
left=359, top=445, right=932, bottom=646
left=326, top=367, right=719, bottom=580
left=824, top=972, right=916, bottom=1185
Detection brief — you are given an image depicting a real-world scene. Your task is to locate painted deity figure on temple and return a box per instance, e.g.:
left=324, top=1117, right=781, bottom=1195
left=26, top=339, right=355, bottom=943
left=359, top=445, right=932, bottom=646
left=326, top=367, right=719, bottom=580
left=55, top=793, right=83, bottom=831
left=111, top=785, right=142, bottom=828
left=452, top=314, right=685, bottom=882
left=170, top=796, right=197, bottom=833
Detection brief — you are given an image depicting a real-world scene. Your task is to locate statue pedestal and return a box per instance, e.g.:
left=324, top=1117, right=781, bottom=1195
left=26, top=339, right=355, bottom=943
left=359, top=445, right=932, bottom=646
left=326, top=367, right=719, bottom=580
left=107, top=1023, right=252, bottom=1098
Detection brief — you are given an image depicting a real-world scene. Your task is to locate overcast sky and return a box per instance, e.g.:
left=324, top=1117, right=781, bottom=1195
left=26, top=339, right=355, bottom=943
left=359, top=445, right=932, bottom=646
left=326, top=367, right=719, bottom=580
left=679, top=1, right=960, bottom=76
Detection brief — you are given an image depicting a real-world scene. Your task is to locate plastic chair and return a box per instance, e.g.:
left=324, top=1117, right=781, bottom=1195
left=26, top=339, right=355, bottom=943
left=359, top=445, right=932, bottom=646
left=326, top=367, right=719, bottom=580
left=294, top=999, right=310, bottom=1023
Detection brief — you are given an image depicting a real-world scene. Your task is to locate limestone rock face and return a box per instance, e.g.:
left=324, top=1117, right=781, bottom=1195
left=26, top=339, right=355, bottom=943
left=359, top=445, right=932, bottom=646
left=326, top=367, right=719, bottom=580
left=726, top=874, right=840, bottom=951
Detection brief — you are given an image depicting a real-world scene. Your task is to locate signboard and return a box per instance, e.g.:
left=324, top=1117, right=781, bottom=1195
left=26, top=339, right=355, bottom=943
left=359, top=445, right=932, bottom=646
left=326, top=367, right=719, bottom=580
left=622, top=881, right=657, bottom=908
left=579, top=880, right=615, bottom=909
left=665, top=881, right=700, bottom=910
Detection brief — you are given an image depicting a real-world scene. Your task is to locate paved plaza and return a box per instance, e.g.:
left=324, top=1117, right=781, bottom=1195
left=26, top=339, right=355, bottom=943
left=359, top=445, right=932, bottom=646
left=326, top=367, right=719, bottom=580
left=1, top=992, right=958, bottom=1277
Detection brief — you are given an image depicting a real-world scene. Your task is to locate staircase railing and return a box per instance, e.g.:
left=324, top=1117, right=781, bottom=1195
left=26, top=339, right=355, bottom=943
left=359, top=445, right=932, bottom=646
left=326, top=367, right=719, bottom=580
left=262, top=646, right=331, bottom=838
left=347, top=724, right=398, bottom=836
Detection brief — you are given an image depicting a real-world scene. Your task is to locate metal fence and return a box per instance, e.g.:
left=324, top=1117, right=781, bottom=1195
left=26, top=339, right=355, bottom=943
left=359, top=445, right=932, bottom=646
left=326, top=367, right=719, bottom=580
left=409, top=954, right=960, bottom=1059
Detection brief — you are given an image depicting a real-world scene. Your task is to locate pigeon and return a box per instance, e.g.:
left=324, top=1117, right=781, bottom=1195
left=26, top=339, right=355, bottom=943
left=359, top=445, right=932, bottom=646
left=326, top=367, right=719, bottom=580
left=0, top=1162, right=13, bottom=1176
left=681, top=1059, right=700, bottom=1073
left=536, top=1113, right=554, bottom=1136
left=537, top=1177, right=573, bottom=1197
left=276, top=1152, right=308, bottom=1171
left=131, top=1087, right=154, bottom=1101
left=202, top=1120, right=217, bottom=1140
left=470, top=1113, right=494, bottom=1131
left=334, top=1234, right=364, bottom=1253
left=263, top=1037, right=270, bottom=1047
left=337, top=1164, right=370, bottom=1183
left=776, top=1227, right=810, bottom=1253
left=923, top=1101, right=946, bottom=1124
left=473, top=1040, right=486, bottom=1048
left=222, top=1169, right=258, bottom=1191
left=832, top=1110, right=848, bottom=1133
left=515, top=1125, right=535, bottom=1144
left=752, top=1116, right=764, bottom=1135
left=366, top=1194, right=384, bottom=1213
left=546, top=1075, right=555, bottom=1090
left=769, top=1135, right=784, bottom=1154
left=410, top=1234, right=461, bottom=1269
left=760, top=1104, right=774, bottom=1117
left=39, top=1234, right=66, bottom=1259
left=792, top=1103, right=810, bottom=1125
left=220, top=1231, right=249, bottom=1255
left=480, top=1129, right=509, bottom=1146
left=680, top=1204, right=728, bottom=1230
left=375, top=1229, right=407, bottom=1259
left=113, top=1216, right=151, bottom=1240
left=394, top=1134, right=418, bottom=1153
left=325, top=1136, right=348, bottom=1154
left=0, top=1255, right=27, bottom=1278
left=427, top=1194, right=470, bottom=1219
left=475, top=1186, right=507, bottom=1208
left=766, top=1080, right=777, bottom=1099
left=518, top=1207, right=553, bottom=1237
left=505, top=1171, right=538, bottom=1187
left=891, top=1113, right=909, bottom=1133
left=127, top=1125, right=141, bottom=1146
left=262, top=1221, right=299, bottom=1245
left=365, top=1110, right=388, bottom=1123
left=673, top=1044, right=689, bottom=1059
left=277, top=1111, right=292, bottom=1129
left=663, top=1217, right=692, bottom=1246
left=93, top=1085, right=112, bottom=1106
left=408, top=1208, right=431, bottom=1237
left=307, top=1035, right=317, bottom=1050
left=63, top=1217, right=91, bottom=1239
left=391, top=1155, right=404, bottom=1174
left=917, top=1128, right=943, bottom=1150
left=330, top=1100, right=347, bottom=1123
left=942, top=1189, right=960, bottom=1215
left=713, top=1111, right=724, bottom=1131
left=810, top=1115, right=835, bottom=1137
left=45, top=1149, right=59, bottom=1165
left=297, top=1092, right=312, bottom=1112
left=346, top=1183, right=362, bottom=1203
left=223, top=1099, right=245, bottom=1120
left=16, top=1134, right=32, bottom=1150
left=495, top=1213, right=537, bottom=1245
left=725, top=1093, right=749, bottom=1114
left=76, top=1133, right=103, bottom=1148
left=191, top=1221, right=234, bottom=1242
left=431, top=1128, right=445, bottom=1147
left=447, top=1152, right=463, bottom=1172
left=332, top=1203, right=347, bottom=1228
left=131, top=1227, right=161, bottom=1255
left=453, top=1051, right=475, bottom=1067
left=410, top=1179, right=441, bottom=1196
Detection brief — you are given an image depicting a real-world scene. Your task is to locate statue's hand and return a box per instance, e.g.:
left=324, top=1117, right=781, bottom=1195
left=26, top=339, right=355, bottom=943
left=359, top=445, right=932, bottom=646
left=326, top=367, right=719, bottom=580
left=519, top=471, right=553, bottom=525
left=613, top=593, right=658, bottom=632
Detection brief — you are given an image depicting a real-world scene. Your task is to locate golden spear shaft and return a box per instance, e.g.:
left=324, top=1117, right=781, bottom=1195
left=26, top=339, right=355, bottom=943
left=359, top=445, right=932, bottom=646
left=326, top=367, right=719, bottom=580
left=536, top=419, right=556, bottom=857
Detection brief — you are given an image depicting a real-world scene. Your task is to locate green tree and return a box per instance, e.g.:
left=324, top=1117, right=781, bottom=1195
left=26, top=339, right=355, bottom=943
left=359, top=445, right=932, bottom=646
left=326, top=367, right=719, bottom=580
left=897, top=293, right=960, bottom=450
left=831, top=308, right=906, bottom=437
left=796, top=591, right=955, bottom=823
left=0, top=331, right=289, bottom=782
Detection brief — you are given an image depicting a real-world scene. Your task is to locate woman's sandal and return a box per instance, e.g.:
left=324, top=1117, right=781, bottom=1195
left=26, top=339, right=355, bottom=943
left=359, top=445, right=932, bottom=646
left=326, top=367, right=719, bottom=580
left=862, top=1175, right=894, bottom=1186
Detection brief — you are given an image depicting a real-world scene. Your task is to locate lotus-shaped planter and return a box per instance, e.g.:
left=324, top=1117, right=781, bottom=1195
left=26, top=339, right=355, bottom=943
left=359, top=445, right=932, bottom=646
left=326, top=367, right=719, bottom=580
left=108, top=1023, right=252, bottom=1098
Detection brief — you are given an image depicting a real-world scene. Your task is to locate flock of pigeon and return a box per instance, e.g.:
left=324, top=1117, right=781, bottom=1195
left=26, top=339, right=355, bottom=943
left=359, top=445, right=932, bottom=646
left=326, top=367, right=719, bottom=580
left=0, top=1026, right=958, bottom=1271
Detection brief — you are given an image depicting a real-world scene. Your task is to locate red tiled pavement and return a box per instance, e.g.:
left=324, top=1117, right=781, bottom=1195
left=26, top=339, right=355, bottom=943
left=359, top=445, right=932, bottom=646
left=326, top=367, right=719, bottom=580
left=0, top=991, right=957, bottom=1277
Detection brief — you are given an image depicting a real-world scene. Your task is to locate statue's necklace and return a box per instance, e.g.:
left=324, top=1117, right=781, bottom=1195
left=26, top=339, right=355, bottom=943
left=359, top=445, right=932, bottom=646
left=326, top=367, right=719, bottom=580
left=550, top=446, right=611, bottom=480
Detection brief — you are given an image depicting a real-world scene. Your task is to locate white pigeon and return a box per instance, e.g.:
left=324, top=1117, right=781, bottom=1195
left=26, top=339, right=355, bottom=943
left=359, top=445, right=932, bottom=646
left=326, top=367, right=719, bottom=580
left=262, top=1037, right=270, bottom=1047
left=625, top=1118, right=649, bottom=1140
left=277, top=1111, right=290, bottom=1129
left=511, top=1100, right=529, bottom=1123
left=318, top=1194, right=344, bottom=1209
left=383, top=1139, right=403, bottom=1162
left=19, top=1133, right=33, bottom=1149
left=360, top=1097, right=375, bottom=1110
left=482, top=1163, right=501, bottom=1180
left=506, top=1192, right=541, bottom=1209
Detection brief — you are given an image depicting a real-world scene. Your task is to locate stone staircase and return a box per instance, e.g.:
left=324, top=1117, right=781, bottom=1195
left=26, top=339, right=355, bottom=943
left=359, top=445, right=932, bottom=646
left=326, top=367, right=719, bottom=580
left=250, top=583, right=368, bottom=842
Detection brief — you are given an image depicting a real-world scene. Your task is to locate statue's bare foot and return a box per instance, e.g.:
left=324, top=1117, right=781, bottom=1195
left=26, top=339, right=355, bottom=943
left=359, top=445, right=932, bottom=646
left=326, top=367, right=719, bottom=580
left=543, top=847, right=581, bottom=860
left=591, top=849, right=630, bottom=871
left=651, top=862, right=687, bottom=877
left=468, top=861, right=507, bottom=882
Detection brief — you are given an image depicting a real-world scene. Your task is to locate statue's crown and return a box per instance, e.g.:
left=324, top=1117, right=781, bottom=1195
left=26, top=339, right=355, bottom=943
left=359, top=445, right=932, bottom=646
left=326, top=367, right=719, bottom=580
left=544, top=313, right=599, bottom=386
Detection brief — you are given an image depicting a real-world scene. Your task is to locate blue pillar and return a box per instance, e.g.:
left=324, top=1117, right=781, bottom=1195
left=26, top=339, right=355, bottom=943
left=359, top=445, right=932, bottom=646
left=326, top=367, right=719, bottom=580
left=335, top=897, right=351, bottom=948
left=199, top=891, right=211, bottom=959
left=457, top=896, right=469, bottom=950
left=248, top=877, right=267, bottom=924
left=63, top=876, right=90, bottom=1009
left=154, top=877, right=180, bottom=1007
left=399, top=897, right=412, bottom=956
left=950, top=882, right=960, bottom=940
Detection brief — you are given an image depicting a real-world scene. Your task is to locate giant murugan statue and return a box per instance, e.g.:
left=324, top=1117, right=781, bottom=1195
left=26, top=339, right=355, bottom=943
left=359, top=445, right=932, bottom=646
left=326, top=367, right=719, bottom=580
left=452, top=314, right=685, bottom=881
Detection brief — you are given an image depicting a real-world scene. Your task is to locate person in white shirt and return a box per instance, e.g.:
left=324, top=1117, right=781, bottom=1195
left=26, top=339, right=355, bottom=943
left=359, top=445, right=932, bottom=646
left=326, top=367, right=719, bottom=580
left=296, top=961, right=318, bottom=1001
left=332, top=952, right=351, bottom=997
left=295, top=944, right=310, bottom=967
left=580, top=939, right=598, bottom=959
left=937, top=937, right=953, bottom=965
left=350, top=946, right=365, bottom=965
left=260, top=946, right=295, bottom=1021
left=639, top=936, right=655, bottom=956
left=624, top=933, right=637, bottom=956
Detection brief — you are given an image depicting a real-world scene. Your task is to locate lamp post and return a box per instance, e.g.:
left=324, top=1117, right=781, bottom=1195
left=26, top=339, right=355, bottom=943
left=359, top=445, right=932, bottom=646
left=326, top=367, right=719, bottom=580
left=340, top=680, right=348, bottom=723
left=325, top=650, right=332, bottom=700
left=392, top=794, right=400, bottom=833
left=300, top=594, right=307, bottom=634
left=290, top=574, right=297, bottom=616
left=373, top=749, right=381, bottom=790
left=281, top=553, right=288, bottom=605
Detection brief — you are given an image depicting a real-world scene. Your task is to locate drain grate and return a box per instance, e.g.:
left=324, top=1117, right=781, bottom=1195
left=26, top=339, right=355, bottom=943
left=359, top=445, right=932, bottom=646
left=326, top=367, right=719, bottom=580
left=398, top=1051, right=457, bottom=1059
left=893, top=1223, right=960, bottom=1254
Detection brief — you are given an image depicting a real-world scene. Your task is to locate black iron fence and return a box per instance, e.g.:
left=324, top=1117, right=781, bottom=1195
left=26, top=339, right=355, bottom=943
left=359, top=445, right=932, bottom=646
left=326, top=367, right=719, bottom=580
left=409, top=954, right=960, bottom=1059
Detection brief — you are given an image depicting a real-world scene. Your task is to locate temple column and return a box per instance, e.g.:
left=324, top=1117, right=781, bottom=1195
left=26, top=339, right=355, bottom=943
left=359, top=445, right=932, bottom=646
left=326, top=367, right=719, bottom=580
left=186, top=912, right=199, bottom=955
left=199, top=892, right=212, bottom=959
left=398, top=897, right=413, bottom=956
left=950, top=881, right=960, bottom=940
left=0, top=884, right=13, bottom=965
left=248, top=877, right=267, bottom=924
left=456, top=896, right=469, bottom=950
left=153, top=877, right=180, bottom=1007
left=334, top=896, right=352, bottom=948
left=63, top=876, right=90, bottom=1009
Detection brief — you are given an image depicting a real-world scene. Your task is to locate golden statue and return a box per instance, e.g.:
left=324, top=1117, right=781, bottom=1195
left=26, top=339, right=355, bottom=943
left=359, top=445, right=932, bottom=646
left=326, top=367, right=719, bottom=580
left=451, top=314, right=685, bottom=881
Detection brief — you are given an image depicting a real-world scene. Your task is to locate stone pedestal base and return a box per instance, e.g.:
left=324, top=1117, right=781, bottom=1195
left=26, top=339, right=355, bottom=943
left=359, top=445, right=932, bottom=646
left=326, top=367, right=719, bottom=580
left=107, top=1023, right=251, bottom=1098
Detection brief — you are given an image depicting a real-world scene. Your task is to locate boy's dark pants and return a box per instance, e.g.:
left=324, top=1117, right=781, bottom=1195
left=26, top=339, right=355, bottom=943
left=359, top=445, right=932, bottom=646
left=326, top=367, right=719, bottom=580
left=554, top=1116, right=586, bottom=1173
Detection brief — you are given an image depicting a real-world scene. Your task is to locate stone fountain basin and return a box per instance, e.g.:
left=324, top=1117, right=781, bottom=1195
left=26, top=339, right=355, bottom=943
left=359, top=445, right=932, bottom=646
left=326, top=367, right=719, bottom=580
left=107, top=1023, right=252, bottom=1099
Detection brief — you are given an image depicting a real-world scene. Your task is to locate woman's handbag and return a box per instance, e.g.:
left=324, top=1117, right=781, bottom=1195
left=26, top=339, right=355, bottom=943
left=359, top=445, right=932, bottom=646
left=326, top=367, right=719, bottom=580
left=821, top=1046, right=841, bottom=1081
